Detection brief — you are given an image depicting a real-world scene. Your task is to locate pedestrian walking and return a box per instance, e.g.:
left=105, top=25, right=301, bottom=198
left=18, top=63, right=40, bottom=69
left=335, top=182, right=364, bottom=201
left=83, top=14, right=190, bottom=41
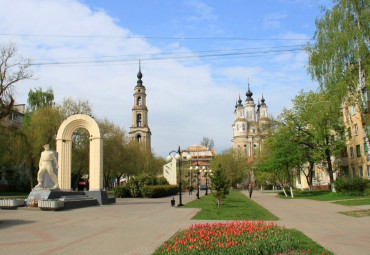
left=248, top=183, right=253, bottom=198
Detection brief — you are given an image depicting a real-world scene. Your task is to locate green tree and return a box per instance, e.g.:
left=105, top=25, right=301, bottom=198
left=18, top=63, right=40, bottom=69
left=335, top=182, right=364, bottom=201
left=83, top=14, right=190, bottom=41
left=0, top=42, right=33, bottom=120
left=211, top=149, right=247, bottom=188
left=285, top=90, right=344, bottom=190
left=306, top=0, right=369, bottom=159
left=257, top=122, right=303, bottom=197
left=99, top=119, right=127, bottom=189
left=21, top=106, right=62, bottom=187
left=26, top=87, right=54, bottom=113
left=210, top=165, right=230, bottom=208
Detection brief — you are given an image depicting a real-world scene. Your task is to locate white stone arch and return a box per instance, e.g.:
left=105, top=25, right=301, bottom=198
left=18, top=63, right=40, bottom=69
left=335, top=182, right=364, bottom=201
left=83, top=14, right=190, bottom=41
left=56, top=114, right=103, bottom=191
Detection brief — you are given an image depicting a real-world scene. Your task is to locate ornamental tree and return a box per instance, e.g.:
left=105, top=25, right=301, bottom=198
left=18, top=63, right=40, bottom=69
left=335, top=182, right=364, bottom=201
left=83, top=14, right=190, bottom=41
left=210, top=164, right=230, bottom=208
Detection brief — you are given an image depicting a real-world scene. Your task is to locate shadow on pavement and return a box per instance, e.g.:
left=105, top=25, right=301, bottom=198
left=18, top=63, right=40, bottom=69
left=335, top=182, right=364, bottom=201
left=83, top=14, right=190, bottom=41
left=0, top=219, right=36, bottom=229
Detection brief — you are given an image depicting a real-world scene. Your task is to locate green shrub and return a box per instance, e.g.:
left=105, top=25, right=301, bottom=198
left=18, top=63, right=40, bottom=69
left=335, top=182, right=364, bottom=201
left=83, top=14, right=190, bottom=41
left=334, top=177, right=369, bottom=195
left=156, top=176, right=169, bottom=185
left=136, top=173, right=157, bottom=187
left=141, top=185, right=179, bottom=198
left=127, top=178, right=141, bottom=197
left=113, top=185, right=131, bottom=198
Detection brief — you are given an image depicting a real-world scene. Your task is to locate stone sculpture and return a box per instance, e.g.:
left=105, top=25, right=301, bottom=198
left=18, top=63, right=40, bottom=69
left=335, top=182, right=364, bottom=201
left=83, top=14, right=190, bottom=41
left=35, top=144, right=59, bottom=189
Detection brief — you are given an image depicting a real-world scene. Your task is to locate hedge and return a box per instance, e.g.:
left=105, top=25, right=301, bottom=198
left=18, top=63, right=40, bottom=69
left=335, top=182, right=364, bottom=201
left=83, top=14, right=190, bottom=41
left=140, top=185, right=179, bottom=198
left=113, top=185, right=130, bottom=198
left=113, top=184, right=179, bottom=198
left=334, top=177, right=369, bottom=195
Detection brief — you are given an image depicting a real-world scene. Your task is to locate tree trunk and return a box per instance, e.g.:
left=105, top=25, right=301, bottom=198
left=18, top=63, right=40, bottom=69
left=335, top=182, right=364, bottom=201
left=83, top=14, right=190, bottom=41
left=290, top=186, right=294, bottom=198
left=324, top=138, right=336, bottom=192
left=305, top=161, right=314, bottom=191
left=282, top=186, right=288, bottom=197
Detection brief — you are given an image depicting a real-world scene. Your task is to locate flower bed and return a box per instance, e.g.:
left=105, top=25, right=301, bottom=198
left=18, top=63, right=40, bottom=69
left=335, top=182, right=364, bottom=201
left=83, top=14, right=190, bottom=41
left=159, top=220, right=305, bottom=254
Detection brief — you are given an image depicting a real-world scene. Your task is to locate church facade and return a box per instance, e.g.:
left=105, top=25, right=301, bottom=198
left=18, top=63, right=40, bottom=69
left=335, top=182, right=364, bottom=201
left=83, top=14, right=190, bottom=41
left=232, top=83, right=269, bottom=160
left=129, top=64, right=151, bottom=148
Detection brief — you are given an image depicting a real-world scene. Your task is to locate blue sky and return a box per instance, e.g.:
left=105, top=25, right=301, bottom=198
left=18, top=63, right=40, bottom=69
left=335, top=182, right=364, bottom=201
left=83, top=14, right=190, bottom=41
left=0, top=0, right=332, bottom=157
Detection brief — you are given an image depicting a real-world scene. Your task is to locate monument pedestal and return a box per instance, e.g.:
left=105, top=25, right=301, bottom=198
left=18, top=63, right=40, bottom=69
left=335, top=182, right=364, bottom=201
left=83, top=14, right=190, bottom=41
left=26, top=189, right=115, bottom=207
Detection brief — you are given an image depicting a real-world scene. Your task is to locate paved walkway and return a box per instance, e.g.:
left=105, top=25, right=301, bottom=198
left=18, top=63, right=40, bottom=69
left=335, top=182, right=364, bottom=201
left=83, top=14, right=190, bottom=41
left=0, top=190, right=369, bottom=255
left=245, top=190, right=370, bottom=255
left=0, top=191, right=209, bottom=255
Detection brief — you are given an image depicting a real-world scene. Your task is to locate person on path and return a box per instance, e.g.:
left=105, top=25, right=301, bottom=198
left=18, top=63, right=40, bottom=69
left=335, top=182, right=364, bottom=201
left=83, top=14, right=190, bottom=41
left=248, top=183, right=253, bottom=198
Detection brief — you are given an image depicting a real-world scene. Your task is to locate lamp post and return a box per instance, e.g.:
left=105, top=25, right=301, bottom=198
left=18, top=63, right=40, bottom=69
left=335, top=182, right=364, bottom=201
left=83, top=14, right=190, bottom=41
left=203, top=167, right=212, bottom=195
left=167, top=146, right=192, bottom=207
left=195, top=163, right=200, bottom=199
left=189, top=166, right=193, bottom=195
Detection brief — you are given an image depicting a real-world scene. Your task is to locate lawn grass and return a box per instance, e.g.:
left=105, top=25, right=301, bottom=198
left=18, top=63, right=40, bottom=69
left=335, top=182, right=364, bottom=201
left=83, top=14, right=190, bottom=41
left=183, top=190, right=278, bottom=220
left=333, top=198, right=370, bottom=206
left=278, top=189, right=368, bottom=201
left=339, top=209, right=370, bottom=217
left=285, top=229, right=334, bottom=255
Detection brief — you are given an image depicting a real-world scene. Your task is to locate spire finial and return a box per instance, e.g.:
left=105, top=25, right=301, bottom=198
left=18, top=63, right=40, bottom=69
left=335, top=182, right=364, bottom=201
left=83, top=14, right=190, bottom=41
left=246, top=79, right=253, bottom=100
left=136, top=60, right=143, bottom=86
left=261, top=93, right=266, bottom=105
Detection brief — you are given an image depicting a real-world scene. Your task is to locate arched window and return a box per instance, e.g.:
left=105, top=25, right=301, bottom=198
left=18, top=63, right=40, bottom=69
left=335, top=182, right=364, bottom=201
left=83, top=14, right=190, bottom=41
left=137, top=96, right=142, bottom=106
left=242, top=123, right=246, bottom=131
left=137, top=134, right=141, bottom=142
left=137, top=113, right=142, bottom=127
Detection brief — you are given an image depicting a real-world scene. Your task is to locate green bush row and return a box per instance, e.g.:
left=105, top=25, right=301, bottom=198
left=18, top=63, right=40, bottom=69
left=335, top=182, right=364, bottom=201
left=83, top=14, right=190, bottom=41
left=141, top=185, right=179, bottom=198
left=113, top=174, right=175, bottom=198
left=113, top=184, right=178, bottom=198
left=334, top=177, right=369, bottom=195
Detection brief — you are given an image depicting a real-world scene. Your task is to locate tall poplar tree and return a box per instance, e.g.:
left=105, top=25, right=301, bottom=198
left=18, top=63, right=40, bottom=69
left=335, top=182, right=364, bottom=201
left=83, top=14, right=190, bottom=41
left=306, top=0, right=369, bottom=158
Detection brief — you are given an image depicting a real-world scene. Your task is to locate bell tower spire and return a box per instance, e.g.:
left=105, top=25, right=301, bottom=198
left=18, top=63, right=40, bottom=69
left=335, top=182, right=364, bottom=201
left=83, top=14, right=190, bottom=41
left=129, top=61, right=151, bottom=149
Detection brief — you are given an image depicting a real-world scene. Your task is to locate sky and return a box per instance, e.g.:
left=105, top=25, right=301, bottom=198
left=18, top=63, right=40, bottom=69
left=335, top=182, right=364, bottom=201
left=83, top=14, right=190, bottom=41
left=0, top=0, right=333, bottom=158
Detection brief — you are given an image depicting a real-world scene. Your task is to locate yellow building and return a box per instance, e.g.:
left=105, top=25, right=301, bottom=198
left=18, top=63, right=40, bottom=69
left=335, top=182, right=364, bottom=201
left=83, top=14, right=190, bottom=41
left=342, top=102, right=370, bottom=178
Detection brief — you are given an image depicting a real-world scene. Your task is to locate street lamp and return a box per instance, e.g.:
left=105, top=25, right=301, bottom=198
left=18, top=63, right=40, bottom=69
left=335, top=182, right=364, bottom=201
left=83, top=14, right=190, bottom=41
left=167, top=146, right=192, bottom=207
left=203, top=167, right=212, bottom=195
left=189, top=166, right=193, bottom=195
left=195, top=163, right=200, bottom=199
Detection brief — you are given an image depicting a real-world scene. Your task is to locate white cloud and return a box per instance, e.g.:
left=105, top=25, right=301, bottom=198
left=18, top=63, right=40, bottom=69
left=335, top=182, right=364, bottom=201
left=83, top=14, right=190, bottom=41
left=263, top=12, right=287, bottom=29
left=186, top=0, right=217, bottom=23
left=0, top=0, right=317, bottom=158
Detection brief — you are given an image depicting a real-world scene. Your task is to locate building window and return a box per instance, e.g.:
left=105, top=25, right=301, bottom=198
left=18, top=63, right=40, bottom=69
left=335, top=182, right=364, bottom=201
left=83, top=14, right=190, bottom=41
left=350, top=147, right=354, bottom=158
left=137, top=113, right=142, bottom=127
left=364, top=142, right=368, bottom=155
left=340, top=131, right=345, bottom=139
left=136, top=134, right=141, bottom=143
left=137, top=96, right=142, bottom=106
left=351, top=105, right=356, bottom=115
left=363, top=89, right=369, bottom=110
left=356, top=145, right=361, bottom=157
left=354, top=124, right=358, bottom=135
left=242, top=123, right=246, bottom=131
left=367, top=166, right=370, bottom=177
left=359, top=166, right=363, bottom=177
left=345, top=108, right=350, bottom=119
left=347, top=128, right=352, bottom=139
